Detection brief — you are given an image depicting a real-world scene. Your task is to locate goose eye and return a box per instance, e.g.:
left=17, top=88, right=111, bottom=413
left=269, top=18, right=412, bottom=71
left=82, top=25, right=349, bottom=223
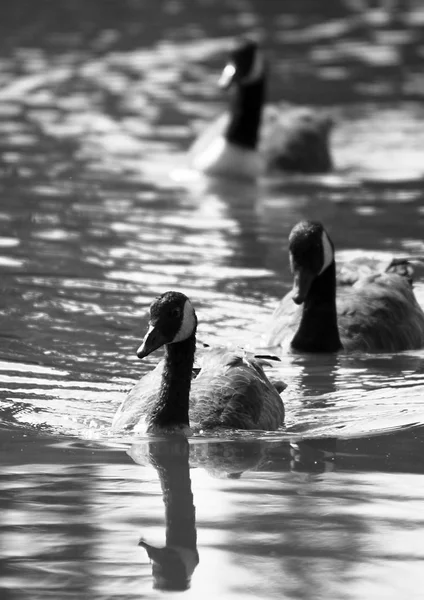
left=170, top=307, right=181, bottom=318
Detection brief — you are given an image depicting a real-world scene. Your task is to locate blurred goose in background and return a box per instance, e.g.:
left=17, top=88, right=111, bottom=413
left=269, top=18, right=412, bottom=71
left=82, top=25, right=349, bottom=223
left=112, top=291, right=285, bottom=434
left=262, top=220, right=424, bottom=353
left=189, top=37, right=333, bottom=180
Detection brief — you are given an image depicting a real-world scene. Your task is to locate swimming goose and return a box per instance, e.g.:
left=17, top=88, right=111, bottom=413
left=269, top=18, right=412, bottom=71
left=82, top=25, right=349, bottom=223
left=189, top=37, right=333, bottom=180
left=262, top=220, right=424, bottom=352
left=111, top=291, right=285, bottom=433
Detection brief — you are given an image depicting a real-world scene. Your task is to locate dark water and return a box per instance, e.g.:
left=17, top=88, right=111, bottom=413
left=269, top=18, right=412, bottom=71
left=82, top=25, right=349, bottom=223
left=1, top=1, right=424, bottom=598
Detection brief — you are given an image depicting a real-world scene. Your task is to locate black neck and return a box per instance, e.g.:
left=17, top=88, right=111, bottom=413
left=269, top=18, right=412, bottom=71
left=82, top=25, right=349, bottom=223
left=225, top=75, right=266, bottom=149
left=145, top=439, right=198, bottom=591
left=162, top=442, right=196, bottom=551
left=291, top=261, right=343, bottom=353
left=147, top=334, right=196, bottom=429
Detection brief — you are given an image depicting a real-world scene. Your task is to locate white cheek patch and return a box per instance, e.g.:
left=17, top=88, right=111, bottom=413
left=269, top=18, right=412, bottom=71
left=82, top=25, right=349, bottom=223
left=171, top=300, right=196, bottom=343
left=289, top=253, right=295, bottom=274
left=241, top=51, right=264, bottom=84
left=219, top=63, right=236, bottom=87
left=318, top=230, right=334, bottom=275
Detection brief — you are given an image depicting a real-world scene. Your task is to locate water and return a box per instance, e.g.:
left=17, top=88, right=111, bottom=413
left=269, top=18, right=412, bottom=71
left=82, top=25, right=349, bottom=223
left=1, top=1, right=424, bottom=597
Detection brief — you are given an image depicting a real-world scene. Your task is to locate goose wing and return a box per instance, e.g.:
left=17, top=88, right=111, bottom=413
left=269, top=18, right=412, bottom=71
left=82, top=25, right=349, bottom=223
left=260, top=104, right=333, bottom=173
left=338, top=269, right=424, bottom=352
left=190, top=348, right=285, bottom=431
left=195, top=341, right=287, bottom=393
left=336, top=255, right=413, bottom=286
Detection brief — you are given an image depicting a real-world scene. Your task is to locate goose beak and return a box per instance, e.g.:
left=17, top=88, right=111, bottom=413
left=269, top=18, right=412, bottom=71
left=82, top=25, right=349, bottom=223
left=139, top=539, right=164, bottom=561
left=292, top=268, right=315, bottom=305
left=139, top=539, right=199, bottom=591
left=137, top=324, right=167, bottom=359
left=219, top=62, right=236, bottom=89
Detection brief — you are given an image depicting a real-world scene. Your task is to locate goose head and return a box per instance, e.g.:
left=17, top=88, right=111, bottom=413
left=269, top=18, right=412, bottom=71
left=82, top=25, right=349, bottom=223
left=288, top=220, right=335, bottom=305
left=219, top=37, right=265, bottom=89
left=137, top=292, right=198, bottom=359
left=139, top=539, right=199, bottom=591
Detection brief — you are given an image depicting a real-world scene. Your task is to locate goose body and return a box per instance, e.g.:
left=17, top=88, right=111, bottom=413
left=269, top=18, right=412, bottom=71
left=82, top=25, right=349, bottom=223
left=262, top=221, right=424, bottom=353
left=112, top=291, right=285, bottom=433
left=189, top=38, right=333, bottom=180
left=190, top=129, right=261, bottom=179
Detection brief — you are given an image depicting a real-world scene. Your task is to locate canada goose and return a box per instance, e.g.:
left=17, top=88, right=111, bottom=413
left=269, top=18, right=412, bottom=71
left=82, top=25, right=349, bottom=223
left=189, top=37, right=333, bottom=180
left=262, top=220, right=424, bottom=352
left=112, top=291, right=285, bottom=433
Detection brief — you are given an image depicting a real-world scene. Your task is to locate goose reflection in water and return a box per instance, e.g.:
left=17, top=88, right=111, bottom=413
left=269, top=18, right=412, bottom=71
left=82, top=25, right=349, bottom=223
left=132, top=437, right=277, bottom=590
left=137, top=437, right=198, bottom=591
left=131, top=436, right=337, bottom=590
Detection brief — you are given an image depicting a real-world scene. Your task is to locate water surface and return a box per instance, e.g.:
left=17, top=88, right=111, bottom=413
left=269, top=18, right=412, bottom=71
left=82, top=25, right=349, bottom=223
left=1, top=1, right=424, bottom=598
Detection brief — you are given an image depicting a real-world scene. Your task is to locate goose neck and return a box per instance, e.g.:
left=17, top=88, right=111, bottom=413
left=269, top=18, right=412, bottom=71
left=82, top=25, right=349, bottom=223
left=162, top=444, right=196, bottom=550
left=291, top=261, right=342, bottom=352
left=148, top=334, right=196, bottom=430
left=225, top=76, right=266, bottom=149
